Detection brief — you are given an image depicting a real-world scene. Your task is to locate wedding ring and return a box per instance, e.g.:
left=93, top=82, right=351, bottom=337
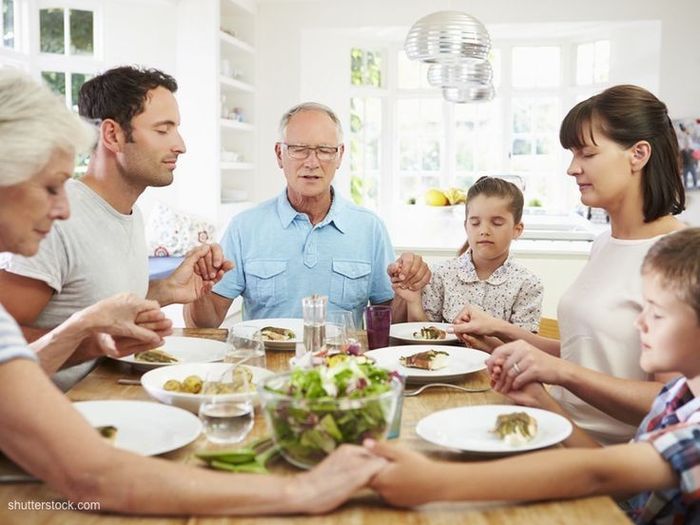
left=512, top=362, right=522, bottom=375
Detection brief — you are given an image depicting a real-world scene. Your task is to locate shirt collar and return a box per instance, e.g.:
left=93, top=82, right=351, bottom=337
left=665, top=377, right=700, bottom=423
left=276, top=186, right=346, bottom=233
left=457, top=249, right=513, bottom=285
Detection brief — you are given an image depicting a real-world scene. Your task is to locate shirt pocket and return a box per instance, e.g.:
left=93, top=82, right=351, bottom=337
left=330, top=260, right=372, bottom=311
left=244, top=260, right=287, bottom=305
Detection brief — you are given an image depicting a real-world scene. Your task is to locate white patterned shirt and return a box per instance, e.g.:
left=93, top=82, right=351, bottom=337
left=422, top=251, right=543, bottom=331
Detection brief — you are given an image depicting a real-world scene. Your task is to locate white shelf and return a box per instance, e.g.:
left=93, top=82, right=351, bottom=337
left=220, top=76, right=254, bottom=92
left=221, top=0, right=256, bottom=16
left=221, top=161, right=255, bottom=170
left=219, top=30, right=255, bottom=54
left=220, top=118, right=254, bottom=131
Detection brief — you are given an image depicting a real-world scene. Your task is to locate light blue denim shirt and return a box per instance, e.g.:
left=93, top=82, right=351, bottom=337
left=213, top=188, right=395, bottom=323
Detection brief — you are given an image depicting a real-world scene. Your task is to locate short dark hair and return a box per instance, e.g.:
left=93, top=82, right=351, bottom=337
left=642, top=228, right=700, bottom=323
left=78, top=65, right=178, bottom=141
left=559, top=84, right=685, bottom=222
left=458, top=176, right=524, bottom=256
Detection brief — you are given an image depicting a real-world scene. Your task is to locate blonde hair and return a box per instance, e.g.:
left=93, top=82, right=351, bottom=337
left=0, top=68, right=95, bottom=187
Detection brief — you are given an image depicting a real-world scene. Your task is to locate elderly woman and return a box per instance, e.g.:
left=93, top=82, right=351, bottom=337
left=0, top=69, right=384, bottom=515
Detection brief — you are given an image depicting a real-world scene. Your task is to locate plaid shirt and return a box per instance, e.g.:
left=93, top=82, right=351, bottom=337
left=625, top=377, right=700, bottom=524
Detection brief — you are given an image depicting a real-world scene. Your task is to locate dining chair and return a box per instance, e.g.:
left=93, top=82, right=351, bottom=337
left=538, top=317, right=560, bottom=340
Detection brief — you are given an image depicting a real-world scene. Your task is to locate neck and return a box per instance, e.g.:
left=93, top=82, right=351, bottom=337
left=470, top=250, right=508, bottom=280
left=287, top=188, right=333, bottom=225
left=81, top=151, right=145, bottom=215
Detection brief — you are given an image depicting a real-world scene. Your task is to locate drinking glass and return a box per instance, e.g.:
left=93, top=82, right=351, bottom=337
left=198, top=366, right=254, bottom=444
left=364, top=305, right=392, bottom=350
left=326, top=310, right=358, bottom=351
left=225, top=325, right=266, bottom=369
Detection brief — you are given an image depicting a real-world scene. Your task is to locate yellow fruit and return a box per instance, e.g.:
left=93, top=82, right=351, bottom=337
left=424, top=188, right=449, bottom=206
left=444, top=188, right=466, bottom=205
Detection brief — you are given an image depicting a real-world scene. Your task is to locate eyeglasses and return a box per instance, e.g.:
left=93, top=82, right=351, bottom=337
left=280, top=143, right=340, bottom=161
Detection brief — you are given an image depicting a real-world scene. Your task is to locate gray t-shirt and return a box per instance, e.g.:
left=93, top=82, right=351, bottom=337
left=0, top=304, right=36, bottom=364
left=1, top=179, right=148, bottom=389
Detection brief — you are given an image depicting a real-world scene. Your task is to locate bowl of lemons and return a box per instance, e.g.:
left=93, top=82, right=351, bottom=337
left=422, top=187, right=466, bottom=213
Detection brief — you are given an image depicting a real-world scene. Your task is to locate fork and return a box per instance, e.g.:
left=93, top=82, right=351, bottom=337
left=403, top=382, right=491, bottom=397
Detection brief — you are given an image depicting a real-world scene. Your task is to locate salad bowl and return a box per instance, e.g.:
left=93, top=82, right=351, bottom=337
left=258, top=360, right=402, bottom=469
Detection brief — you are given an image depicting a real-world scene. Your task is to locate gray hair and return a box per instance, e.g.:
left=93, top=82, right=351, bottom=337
left=0, top=68, right=95, bottom=187
left=278, top=102, right=343, bottom=142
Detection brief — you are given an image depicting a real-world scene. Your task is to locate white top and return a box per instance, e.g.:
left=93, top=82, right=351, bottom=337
left=0, top=304, right=36, bottom=364
left=1, top=179, right=148, bottom=389
left=554, top=230, right=665, bottom=445
left=422, top=251, right=543, bottom=331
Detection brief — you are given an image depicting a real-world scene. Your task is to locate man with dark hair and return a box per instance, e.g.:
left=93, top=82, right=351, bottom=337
left=0, top=65, right=232, bottom=390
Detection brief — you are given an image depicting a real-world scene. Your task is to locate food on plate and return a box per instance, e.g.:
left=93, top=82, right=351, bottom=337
left=492, top=412, right=538, bottom=446
left=399, top=349, right=449, bottom=370
left=412, top=325, right=447, bottom=340
left=134, top=348, right=179, bottom=363
left=162, top=368, right=255, bottom=395
left=261, top=360, right=399, bottom=467
left=260, top=326, right=296, bottom=342
left=96, top=425, right=118, bottom=444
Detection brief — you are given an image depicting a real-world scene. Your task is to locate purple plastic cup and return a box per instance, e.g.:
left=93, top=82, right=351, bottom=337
left=364, top=305, right=392, bottom=350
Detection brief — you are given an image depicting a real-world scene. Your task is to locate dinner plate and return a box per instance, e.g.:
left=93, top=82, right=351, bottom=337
left=365, top=345, right=488, bottom=384
left=416, top=405, right=573, bottom=454
left=390, top=322, right=459, bottom=344
left=141, top=363, right=274, bottom=413
left=73, top=400, right=202, bottom=456
left=232, top=318, right=303, bottom=351
left=114, top=336, right=228, bottom=371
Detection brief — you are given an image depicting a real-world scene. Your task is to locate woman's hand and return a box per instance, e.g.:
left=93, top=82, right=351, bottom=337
left=365, top=439, right=441, bottom=507
left=293, top=445, right=387, bottom=514
left=72, top=293, right=172, bottom=357
left=486, top=339, right=565, bottom=394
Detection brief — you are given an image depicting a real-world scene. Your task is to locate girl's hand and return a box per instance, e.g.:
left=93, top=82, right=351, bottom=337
left=450, top=304, right=504, bottom=342
left=391, top=283, right=421, bottom=304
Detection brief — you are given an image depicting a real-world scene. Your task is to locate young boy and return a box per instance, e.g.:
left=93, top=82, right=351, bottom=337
left=366, top=228, right=700, bottom=524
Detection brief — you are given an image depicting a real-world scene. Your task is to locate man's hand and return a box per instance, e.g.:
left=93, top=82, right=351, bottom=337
left=387, top=253, right=430, bottom=291
left=450, top=304, right=505, bottom=344
left=94, top=309, right=173, bottom=358
left=152, top=244, right=234, bottom=305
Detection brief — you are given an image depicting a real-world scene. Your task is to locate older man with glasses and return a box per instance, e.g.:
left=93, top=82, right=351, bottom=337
left=185, top=102, right=430, bottom=328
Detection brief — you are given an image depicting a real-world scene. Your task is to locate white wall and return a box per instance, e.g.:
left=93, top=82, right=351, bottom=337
left=256, top=0, right=700, bottom=204
left=99, top=0, right=180, bottom=223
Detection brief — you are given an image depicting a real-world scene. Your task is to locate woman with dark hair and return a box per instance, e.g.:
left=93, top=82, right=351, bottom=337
left=451, top=85, right=686, bottom=445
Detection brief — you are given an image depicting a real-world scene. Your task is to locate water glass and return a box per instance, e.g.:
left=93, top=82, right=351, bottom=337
left=198, top=367, right=254, bottom=444
left=364, top=305, right=392, bottom=350
left=387, top=374, right=406, bottom=439
left=226, top=326, right=266, bottom=369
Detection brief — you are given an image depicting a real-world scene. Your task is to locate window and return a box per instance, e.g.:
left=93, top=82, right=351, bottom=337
left=350, top=47, right=382, bottom=88
left=576, top=40, right=610, bottom=86
left=37, top=4, right=99, bottom=111
left=1, top=0, right=15, bottom=49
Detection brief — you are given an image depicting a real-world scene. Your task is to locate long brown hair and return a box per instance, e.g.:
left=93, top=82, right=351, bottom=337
left=457, top=176, right=524, bottom=256
left=559, top=84, right=685, bottom=222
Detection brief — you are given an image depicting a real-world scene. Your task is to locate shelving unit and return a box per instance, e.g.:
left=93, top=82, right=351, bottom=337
left=175, top=0, right=257, bottom=235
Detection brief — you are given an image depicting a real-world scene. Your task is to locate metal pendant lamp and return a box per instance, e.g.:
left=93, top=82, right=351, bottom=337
left=405, top=11, right=495, bottom=103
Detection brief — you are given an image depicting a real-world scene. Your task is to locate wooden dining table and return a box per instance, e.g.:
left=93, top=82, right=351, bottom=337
left=0, top=328, right=631, bottom=524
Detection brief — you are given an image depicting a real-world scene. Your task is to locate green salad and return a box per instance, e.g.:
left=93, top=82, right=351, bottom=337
left=260, top=359, right=399, bottom=468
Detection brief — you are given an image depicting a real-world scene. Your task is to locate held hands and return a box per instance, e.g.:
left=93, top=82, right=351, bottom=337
left=387, top=253, right=431, bottom=292
left=164, top=243, right=235, bottom=304
left=486, top=339, right=563, bottom=394
left=449, top=304, right=504, bottom=347
left=295, top=445, right=387, bottom=514
left=74, top=293, right=173, bottom=358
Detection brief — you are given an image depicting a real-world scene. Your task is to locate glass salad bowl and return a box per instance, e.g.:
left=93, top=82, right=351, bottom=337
left=258, top=360, right=402, bottom=469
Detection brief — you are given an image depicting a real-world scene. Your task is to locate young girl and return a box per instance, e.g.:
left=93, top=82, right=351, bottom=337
left=396, top=176, right=543, bottom=332
left=368, top=228, right=700, bottom=525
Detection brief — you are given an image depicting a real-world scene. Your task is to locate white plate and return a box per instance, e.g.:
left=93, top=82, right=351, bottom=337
left=365, top=345, right=488, bottom=384
left=390, top=322, right=459, bottom=344
left=73, top=400, right=201, bottom=456
left=141, top=362, right=274, bottom=413
left=416, top=405, right=572, bottom=454
left=114, top=336, right=229, bottom=371
left=233, top=318, right=303, bottom=351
